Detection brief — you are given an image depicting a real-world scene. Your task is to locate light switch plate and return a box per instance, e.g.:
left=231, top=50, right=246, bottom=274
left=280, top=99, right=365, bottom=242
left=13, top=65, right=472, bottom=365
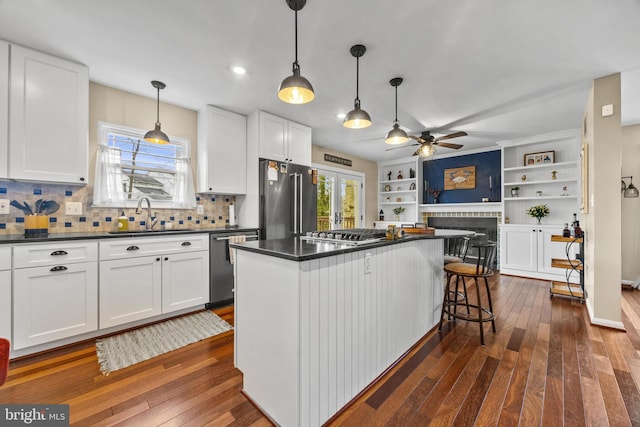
left=197, top=205, right=204, bottom=214
left=602, top=104, right=614, bottom=117
left=65, top=202, right=83, bottom=216
left=0, top=199, right=9, bottom=215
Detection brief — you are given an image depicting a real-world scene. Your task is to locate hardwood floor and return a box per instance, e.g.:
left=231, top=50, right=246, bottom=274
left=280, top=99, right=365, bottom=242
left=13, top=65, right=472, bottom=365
left=1, top=275, right=640, bottom=426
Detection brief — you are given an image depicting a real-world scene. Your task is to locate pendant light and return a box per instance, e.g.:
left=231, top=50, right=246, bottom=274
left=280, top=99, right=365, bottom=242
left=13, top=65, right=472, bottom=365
left=622, top=176, right=639, bottom=198
left=144, top=80, right=170, bottom=145
left=343, top=44, right=371, bottom=129
left=385, top=77, right=409, bottom=145
left=278, top=0, right=315, bottom=104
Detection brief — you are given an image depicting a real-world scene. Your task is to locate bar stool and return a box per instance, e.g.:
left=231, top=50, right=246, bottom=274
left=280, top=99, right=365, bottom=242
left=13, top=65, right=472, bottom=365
left=444, top=236, right=471, bottom=265
left=439, top=243, right=497, bottom=345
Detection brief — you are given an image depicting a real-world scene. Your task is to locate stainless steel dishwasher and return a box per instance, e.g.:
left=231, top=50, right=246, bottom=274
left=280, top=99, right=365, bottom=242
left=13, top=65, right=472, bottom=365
left=206, top=229, right=259, bottom=309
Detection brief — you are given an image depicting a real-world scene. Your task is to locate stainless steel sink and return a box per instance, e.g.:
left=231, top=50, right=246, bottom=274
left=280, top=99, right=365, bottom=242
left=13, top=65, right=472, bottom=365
left=108, top=229, right=194, bottom=235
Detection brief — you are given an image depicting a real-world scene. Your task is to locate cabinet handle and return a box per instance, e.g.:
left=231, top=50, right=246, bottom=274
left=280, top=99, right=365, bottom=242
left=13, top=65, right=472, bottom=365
left=50, top=265, right=68, bottom=272
left=79, top=177, right=85, bottom=182
left=164, top=257, right=169, bottom=261
left=126, top=245, right=140, bottom=251
left=181, top=241, right=191, bottom=247
left=50, top=250, right=68, bottom=256
left=156, top=257, right=161, bottom=261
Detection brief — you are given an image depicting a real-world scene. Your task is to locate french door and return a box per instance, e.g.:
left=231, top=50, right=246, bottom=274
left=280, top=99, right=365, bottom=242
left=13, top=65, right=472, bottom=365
left=316, top=168, right=364, bottom=231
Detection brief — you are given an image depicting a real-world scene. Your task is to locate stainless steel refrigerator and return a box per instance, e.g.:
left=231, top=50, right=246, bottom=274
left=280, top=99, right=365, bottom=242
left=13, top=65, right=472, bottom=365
left=259, top=158, right=317, bottom=240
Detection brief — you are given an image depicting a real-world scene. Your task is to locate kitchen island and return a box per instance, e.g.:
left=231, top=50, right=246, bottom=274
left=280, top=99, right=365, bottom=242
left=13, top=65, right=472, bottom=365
left=232, top=230, right=471, bottom=427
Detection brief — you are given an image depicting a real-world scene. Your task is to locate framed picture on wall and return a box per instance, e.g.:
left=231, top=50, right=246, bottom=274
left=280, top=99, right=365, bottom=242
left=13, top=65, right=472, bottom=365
left=524, top=150, right=555, bottom=166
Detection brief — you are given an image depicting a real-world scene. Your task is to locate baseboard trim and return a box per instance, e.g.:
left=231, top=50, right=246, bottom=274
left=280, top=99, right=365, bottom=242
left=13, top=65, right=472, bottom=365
left=585, top=298, right=626, bottom=331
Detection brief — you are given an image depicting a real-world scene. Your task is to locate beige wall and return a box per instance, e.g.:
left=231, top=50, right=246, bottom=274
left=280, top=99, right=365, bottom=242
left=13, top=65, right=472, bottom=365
left=312, top=145, right=378, bottom=227
left=582, top=73, right=622, bottom=326
left=622, top=123, right=640, bottom=281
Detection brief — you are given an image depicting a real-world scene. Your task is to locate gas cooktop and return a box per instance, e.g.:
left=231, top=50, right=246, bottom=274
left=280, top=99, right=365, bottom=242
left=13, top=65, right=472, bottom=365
left=301, top=228, right=386, bottom=246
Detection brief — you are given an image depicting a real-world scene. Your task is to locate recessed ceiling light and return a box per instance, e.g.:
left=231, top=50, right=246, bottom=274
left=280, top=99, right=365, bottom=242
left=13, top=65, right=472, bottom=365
left=232, top=66, right=246, bottom=75
left=336, top=113, right=346, bottom=119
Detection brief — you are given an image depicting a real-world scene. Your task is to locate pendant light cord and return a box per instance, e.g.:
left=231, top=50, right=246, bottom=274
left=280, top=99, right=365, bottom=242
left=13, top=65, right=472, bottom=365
left=355, top=55, right=360, bottom=103
left=294, top=9, right=299, bottom=68
left=156, top=86, right=160, bottom=124
left=394, top=86, right=399, bottom=123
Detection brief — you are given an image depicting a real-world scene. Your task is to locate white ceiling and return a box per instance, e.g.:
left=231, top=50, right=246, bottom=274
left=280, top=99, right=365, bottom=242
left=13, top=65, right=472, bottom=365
left=1, top=0, right=640, bottom=162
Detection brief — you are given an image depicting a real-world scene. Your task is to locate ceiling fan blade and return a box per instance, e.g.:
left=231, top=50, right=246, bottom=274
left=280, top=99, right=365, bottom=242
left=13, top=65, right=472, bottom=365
left=434, top=142, right=464, bottom=149
left=385, top=143, right=420, bottom=152
left=412, top=150, right=419, bottom=156
left=433, top=131, right=467, bottom=142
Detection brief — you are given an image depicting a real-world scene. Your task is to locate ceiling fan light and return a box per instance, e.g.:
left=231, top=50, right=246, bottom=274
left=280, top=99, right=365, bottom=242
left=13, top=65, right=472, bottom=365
left=144, top=123, right=170, bottom=145
left=278, top=63, right=315, bottom=104
left=145, top=80, right=170, bottom=145
left=343, top=102, right=372, bottom=129
left=385, top=123, right=409, bottom=145
left=418, top=144, right=437, bottom=158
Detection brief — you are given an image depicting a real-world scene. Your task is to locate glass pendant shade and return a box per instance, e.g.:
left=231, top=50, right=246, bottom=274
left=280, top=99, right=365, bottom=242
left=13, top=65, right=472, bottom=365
left=278, top=63, right=315, bottom=104
left=385, top=122, right=409, bottom=145
left=622, top=176, right=639, bottom=198
left=418, top=144, right=437, bottom=158
left=343, top=101, right=372, bottom=129
left=144, top=80, right=170, bottom=144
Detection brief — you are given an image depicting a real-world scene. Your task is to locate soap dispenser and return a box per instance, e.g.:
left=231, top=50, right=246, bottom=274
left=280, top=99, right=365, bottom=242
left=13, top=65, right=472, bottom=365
left=118, top=211, right=129, bottom=231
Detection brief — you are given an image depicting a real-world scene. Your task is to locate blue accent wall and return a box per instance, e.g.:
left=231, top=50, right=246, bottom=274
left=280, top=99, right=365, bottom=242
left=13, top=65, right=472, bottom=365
left=422, top=150, right=502, bottom=204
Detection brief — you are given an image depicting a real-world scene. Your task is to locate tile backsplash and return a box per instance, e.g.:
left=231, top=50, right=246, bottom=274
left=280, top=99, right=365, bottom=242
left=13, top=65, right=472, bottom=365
left=0, top=181, right=236, bottom=234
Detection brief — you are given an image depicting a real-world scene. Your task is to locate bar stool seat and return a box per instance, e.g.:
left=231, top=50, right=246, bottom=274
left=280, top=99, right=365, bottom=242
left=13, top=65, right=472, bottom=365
left=439, top=243, right=497, bottom=345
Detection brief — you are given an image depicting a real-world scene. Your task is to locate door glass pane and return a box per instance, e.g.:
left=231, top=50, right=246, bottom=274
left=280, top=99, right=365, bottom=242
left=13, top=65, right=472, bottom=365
left=316, top=174, right=334, bottom=231
left=341, top=178, right=360, bottom=229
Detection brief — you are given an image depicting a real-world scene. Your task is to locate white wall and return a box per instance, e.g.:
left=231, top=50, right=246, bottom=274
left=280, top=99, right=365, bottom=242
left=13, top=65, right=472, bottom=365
left=622, top=124, right=640, bottom=282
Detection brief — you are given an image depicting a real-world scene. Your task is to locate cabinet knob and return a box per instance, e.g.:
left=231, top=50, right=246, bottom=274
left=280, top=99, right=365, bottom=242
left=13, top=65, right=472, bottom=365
left=50, top=265, right=68, bottom=272
left=164, top=257, right=169, bottom=261
left=126, top=245, right=140, bottom=251
left=156, top=257, right=161, bottom=261
left=79, top=177, right=85, bottom=182
left=50, top=250, right=68, bottom=256
left=181, top=241, right=191, bottom=247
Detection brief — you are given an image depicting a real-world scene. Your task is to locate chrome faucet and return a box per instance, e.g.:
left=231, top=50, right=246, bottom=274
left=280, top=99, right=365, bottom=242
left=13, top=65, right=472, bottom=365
left=135, top=197, right=158, bottom=230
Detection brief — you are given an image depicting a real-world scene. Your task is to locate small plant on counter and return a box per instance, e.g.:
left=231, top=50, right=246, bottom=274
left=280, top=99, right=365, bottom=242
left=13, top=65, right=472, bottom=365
left=527, top=204, right=549, bottom=224
left=392, top=206, right=405, bottom=216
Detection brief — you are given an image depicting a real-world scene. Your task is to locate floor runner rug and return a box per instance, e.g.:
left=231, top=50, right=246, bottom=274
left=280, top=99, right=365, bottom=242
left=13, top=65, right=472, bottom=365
left=96, top=311, right=232, bottom=375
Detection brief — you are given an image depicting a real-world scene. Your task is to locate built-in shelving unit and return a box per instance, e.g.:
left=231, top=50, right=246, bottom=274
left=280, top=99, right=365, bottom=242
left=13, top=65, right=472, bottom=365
left=549, top=234, right=585, bottom=301
left=377, top=157, right=421, bottom=225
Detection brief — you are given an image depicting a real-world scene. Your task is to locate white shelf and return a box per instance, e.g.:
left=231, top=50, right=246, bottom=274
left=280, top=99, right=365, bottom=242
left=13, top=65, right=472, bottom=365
left=503, top=161, right=578, bottom=172
left=381, top=190, right=415, bottom=195
left=419, top=202, right=503, bottom=213
left=504, top=196, right=578, bottom=201
left=380, top=178, right=416, bottom=185
left=380, top=201, right=415, bottom=205
left=504, top=179, right=576, bottom=186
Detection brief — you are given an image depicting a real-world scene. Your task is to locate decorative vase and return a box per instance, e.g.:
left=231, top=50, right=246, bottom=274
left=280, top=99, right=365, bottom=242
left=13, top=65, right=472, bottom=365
left=433, top=198, right=439, bottom=204
left=536, top=218, right=542, bottom=225
left=395, top=215, right=400, bottom=221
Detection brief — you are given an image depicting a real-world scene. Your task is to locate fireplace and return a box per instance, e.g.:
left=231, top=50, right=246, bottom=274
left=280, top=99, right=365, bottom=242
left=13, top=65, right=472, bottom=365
left=427, top=216, right=499, bottom=267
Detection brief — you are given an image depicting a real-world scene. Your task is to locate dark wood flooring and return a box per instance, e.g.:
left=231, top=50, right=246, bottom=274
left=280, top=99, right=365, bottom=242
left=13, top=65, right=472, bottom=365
left=1, top=275, right=639, bottom=426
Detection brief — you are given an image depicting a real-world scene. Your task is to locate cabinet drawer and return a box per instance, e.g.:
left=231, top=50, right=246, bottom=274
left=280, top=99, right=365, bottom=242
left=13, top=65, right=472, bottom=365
left=99, top=234, right=209, bottom=260
left=0, top=246, right=11, bottom=270
left=13, top=241, right=98, bottom=268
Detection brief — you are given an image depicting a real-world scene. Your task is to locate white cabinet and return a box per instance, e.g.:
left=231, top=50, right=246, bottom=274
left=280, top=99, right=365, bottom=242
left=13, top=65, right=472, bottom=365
left=500, top=224, right=578, bottom=282
left=376, top=157, right=420, bottom=226
left=197, top=105, right=247, bottom=194
left=251, top=111, right=312, bottom=165
left=498, top=129, right=580, bottom=225
left=99, top=234, right=209, bottom=328
left=0, top=247, right=11, bottom=341
left=12, top=242, right=98, bottom=350
left=0, top=41, right=8, bottom=179
left=8, top=43, right=89, bottom=184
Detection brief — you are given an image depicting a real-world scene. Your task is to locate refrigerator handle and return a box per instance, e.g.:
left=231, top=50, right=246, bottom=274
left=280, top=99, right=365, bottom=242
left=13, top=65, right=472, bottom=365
left=298, top=173, right=303, bottom=234
left=291, top=173, right=298, bottom=235
left=339, top=212, right=343, bottom=225
left=334, top=212, right=339, bottom=225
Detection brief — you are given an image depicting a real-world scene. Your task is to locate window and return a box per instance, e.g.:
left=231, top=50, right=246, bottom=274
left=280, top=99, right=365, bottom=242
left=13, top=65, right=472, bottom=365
left=93, top=122, right=196, bottom=209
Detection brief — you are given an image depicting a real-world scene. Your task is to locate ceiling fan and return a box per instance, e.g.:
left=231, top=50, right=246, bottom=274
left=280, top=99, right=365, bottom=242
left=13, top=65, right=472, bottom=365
left=386, top=130, right=467, bottom=157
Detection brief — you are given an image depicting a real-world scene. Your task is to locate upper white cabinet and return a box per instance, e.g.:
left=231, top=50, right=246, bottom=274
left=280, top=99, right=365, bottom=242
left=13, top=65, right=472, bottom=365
left=197, top=105, right=247, bottom=194
left=498, top=129, right=580, bottom=225
left=251, top=111, right=311, bottom=165
left=8, top=43, right=89, bottom=184
left=0, top=41, right=8, bottom=179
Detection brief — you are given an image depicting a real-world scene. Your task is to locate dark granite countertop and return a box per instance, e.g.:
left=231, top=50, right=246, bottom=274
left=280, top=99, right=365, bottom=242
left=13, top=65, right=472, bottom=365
left=0, top=227, right=259, bottom=244
left=231, top=229, right=474, bottom=262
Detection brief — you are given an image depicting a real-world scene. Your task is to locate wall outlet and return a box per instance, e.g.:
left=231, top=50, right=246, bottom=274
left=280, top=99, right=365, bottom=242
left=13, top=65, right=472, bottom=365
left=364, top=252, right=372, bottom=274
left=0, top=199, right=9, bottom=215
left=197, top=205, right=204, bottom=214
left=65, top=202, right=83, bottom=216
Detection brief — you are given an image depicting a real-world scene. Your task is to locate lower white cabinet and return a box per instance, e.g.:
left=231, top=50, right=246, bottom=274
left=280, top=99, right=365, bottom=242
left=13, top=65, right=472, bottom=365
left=99, top=234, right=209, bottom=328
left=0, top=246, right=11, bottom=341
left=500, top=224, right=578, bottom=282
left=99, top=256, right=163, bottom=328
left=12, top=241, right=98, bottom=350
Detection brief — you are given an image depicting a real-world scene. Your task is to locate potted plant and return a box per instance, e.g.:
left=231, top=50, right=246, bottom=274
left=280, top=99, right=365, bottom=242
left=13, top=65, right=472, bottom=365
left=510, top=186, right=520, bottom=197
left=527, top=204, right=550, bottom=224
left=392, top=206, right=405, bottom=221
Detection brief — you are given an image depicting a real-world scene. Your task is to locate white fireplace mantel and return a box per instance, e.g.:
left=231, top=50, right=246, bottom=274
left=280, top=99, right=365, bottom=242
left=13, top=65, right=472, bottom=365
left=419, top=202, right=503, bottom=213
